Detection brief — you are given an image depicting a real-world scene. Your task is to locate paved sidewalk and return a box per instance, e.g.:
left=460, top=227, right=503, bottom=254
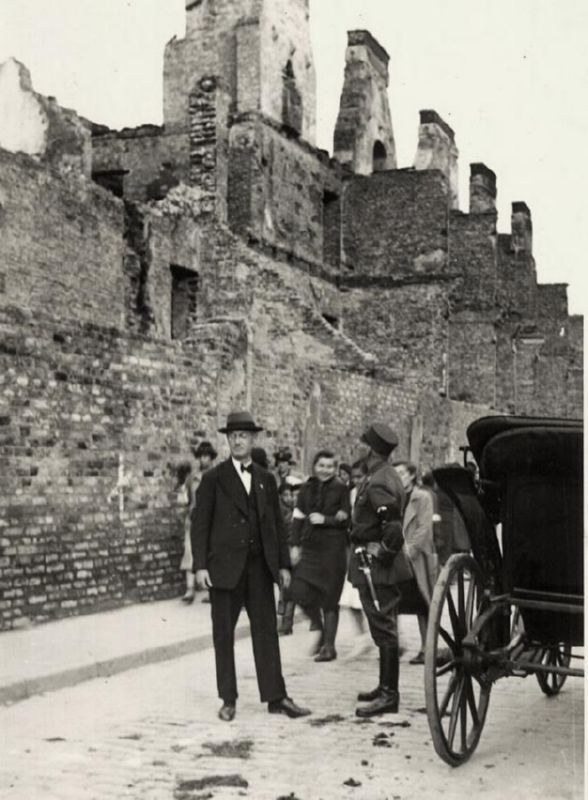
left=0, top=594, right=233, bottom=704
left=0, top=611, right=583, bottom=800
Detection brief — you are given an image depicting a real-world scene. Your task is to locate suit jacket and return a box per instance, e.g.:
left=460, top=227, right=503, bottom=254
left=403, top=485, right=438, bottom=604
left=348, top=461, right=413, bottom=587
left=191, top=458, right=290, bottom=589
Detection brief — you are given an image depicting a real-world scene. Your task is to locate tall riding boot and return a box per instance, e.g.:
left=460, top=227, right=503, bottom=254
left=355, top=645, right=399, bottom=717
left=314, top=609, right=339, bottom=662
left=357, top=645, right=385, bottom=701
left=278, top=601, right=295, bottom=636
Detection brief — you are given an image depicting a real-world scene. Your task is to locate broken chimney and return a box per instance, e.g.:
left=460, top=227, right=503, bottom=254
left=414, top=109, right=459, bottom=209
left=469, top=163, right=497, bottom=214
left=511, top=201, right=533, bottom=255
left=334, top=30, right=397, bottom=175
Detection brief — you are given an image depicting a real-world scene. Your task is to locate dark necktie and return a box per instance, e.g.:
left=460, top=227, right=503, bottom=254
left=241, top=463, right=252, bottom=474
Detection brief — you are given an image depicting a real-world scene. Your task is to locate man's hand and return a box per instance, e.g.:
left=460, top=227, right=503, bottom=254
left=279, top=569, right=291, bottom=590
left=366, top=542, right=384, bottom=560
left=309, top=512, right=325, bottom=525
left=335, top=510, right=348, bottom=522
left=290, top=546, right=302, bottom=567
left=195, top=569, right=212, bottom=590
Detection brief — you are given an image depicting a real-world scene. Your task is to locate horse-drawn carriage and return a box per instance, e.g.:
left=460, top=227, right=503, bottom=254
left=425, top=415, right=584, bottom=766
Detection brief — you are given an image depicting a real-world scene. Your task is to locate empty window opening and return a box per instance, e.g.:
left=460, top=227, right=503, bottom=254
left=372, top=141, right=387, bottom=173
left=282, top=60, right=303, bottom=135
left=322, top=190, right=341, bottom=267
left=170, top=265, right=199, bottom=340
left=92, top=169, right=128, bottom=198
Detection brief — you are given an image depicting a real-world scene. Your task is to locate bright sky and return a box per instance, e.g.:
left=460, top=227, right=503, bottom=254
left=1, top=0, right=586, bottom=314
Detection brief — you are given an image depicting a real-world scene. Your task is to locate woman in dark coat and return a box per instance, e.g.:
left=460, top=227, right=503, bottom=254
left=290, top=450, right=350, bottom=662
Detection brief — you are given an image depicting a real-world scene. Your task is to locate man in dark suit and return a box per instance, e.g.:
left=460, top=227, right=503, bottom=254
left=191, top=411, right=311, bottom=722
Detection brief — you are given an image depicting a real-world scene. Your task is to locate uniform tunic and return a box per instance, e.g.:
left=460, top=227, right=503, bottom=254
left=348, top=460, right=412, bottom=647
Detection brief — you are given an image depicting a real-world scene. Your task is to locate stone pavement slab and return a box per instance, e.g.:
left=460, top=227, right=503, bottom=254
left=0, top=594, right=242, bottom=704
left=0, top=612, right=583, bottom=800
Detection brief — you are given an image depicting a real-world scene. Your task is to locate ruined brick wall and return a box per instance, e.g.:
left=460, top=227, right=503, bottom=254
left=0, top=149, right=125, bottom=329
left=341, top=169, right=449, bottom=275
left=449, top=211, right=497, bottom=310
left=91, top=127, right=190, bottom=203
left=167, top=0, right=316, bottom=142
left=496, top=235, right=538, bottom=319
left=333, top=30, right=397, bottom=174
left=0, top=304, right=249, bottom=630
left=341, top=278, right=452, bottom=397
left=227, top=116, right=342, bottom=267
left=448, top=314, right=497, bottom=406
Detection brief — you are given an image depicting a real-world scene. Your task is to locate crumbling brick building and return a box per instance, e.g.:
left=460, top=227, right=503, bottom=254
left=0, top=0, right=582, bottom=628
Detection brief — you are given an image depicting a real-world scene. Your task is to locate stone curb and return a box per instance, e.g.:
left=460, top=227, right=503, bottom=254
left=0, top=610, right=307, bottom=706
left=0, top=625, right=253, bottom=706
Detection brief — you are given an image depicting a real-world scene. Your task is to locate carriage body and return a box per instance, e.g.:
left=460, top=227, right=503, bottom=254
left=469, top=416, right=583, bottom=647
left=426, top=415, right=583, bottom=766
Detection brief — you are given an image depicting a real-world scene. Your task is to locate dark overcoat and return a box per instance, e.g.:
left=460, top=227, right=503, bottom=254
left=191, top=458, right=290, bottom=589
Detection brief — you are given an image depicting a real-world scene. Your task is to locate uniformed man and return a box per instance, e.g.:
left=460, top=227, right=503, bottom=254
left=348, top=423, right=412, bottom=717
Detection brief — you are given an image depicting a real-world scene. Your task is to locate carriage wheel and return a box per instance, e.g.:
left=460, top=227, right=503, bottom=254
left=424, top=553, right=492, bottom=767
left=536, top=644, right=572, bottom=696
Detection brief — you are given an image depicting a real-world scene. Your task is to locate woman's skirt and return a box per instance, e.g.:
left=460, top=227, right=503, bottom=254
left=291, top=531, right=347, bottom=610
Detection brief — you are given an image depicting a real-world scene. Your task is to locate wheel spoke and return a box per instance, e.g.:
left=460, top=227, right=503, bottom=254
left=439, top=625, right=457, bottom=653
left=465, top=674, right=480, bottom=728
left=436, top=659, right=457, bottom=678
left=457, top=571, right=466, bottom=624
left=447, top=675, right=465, bottom=750
left=460, top=682, right=468, bottom=752
left=465, top=578, right=476, bottom=627
left=446, top=592, right=461, bottom=639
left=439, top=672, right=459, bottom=717
left=551, top=670, right=558, bottom=691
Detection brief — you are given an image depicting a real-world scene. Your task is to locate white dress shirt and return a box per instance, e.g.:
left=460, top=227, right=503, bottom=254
left=232, top=456, right=252, bottom=494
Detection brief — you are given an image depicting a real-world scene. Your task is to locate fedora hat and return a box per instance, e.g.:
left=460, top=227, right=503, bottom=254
left=218, top=411, right=263, bottom=434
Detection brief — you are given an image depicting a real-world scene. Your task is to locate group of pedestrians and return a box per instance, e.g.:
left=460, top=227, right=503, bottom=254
left=186, top=409, right=469, bottom=723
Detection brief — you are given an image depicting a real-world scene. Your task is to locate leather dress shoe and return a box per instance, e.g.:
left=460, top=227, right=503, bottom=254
left=268, top=697, right=311, bottom=718
left=409, top=651, right=425, bottom=665
left=218, top=702, right=236, bottom=722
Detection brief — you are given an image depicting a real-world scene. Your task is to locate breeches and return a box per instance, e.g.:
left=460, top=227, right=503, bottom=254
left=209, top=552, right=286, bottom=704
left=358, top=583, right=401, bottom=648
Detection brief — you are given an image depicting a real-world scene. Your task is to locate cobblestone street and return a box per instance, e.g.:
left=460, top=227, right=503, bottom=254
left=0, top=612, right=583, bottom=800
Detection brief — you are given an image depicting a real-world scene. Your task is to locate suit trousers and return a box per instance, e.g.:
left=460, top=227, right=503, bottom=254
left=359, top=583, right=401, bottom=648
left=210, top=550, right=286, bottom=704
